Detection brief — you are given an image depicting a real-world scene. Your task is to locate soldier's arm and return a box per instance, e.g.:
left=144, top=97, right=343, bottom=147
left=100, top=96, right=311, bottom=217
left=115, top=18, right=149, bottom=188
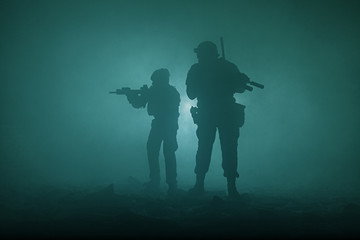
left=146, top=87, right=158, bottom=116
left=186, top=65, right=198, bottom=100
left=236, top=72, right=249, bottom=93
left=176, top=89, right=181, bottom=107
left=232, top=63, right=248, bottom=93
left=127, top=92, right=148, bottom=109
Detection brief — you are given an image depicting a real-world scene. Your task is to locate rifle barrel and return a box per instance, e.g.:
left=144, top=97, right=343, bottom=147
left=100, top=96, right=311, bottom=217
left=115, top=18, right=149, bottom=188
left=245, top=85, right=253, bottom=91
left=220, top=37, right=225, bottom=59
left=250, top=81, right=264, bottom=89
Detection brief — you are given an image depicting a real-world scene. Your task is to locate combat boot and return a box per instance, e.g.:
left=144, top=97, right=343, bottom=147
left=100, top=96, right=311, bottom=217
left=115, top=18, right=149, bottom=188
left=227, top=178, right=240, bottom=198
left=143, top=180, right=160, bottom=192
left=188, top=174, right=205, bottom=196
left=167, top=183, right=178, bottom=196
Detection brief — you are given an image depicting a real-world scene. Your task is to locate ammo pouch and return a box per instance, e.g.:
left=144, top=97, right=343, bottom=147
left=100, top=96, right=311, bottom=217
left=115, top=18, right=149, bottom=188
left=234, top=103, right=245, bottom=127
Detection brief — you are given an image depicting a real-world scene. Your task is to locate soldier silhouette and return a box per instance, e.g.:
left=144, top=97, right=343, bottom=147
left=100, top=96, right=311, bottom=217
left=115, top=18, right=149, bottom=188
left=126, top=68, right=180, bottom=195
left=186, top=41, right=249, bottom=198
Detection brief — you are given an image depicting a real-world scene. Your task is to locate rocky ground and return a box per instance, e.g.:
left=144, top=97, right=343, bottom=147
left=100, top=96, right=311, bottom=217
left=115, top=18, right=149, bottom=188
left=1, top=178, right=359, bottom=239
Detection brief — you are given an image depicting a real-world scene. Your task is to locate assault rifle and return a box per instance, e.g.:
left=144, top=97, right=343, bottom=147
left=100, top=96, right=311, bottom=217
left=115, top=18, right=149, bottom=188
left=109, top=84, right=149, bottom=108
left=109, top=84, right=149, bottom=95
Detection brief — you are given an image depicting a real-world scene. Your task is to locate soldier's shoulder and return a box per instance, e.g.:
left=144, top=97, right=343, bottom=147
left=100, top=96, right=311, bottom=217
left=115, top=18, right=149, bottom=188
left=218, top=58, right=240, bottom=71
left=169, top=84, right=180, bottom=93
left=219, top=57, right=237, bottom=66
left=167, top=85, right=180, bottom=101
left=189, top=63, right=201, bottom=71
left=147, top=85, right=155, bottom=92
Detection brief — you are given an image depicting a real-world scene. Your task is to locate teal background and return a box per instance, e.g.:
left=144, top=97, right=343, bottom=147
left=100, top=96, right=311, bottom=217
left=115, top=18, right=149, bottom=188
left=1, top=0, right=359, bottom=199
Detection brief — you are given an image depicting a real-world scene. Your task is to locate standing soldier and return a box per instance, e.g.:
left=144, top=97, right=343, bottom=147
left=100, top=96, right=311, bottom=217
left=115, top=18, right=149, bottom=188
left=125, top=68, right=180, bottom=195
left=186, top=41, right=249, bottom=198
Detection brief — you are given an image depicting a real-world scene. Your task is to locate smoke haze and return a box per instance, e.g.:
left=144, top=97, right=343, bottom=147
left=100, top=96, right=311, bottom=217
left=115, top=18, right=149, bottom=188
left=1, top=0, right=360, bottom=199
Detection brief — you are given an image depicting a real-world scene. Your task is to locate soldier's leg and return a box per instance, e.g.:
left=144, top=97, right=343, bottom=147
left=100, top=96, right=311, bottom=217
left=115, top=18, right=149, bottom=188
left=190, top=123, right=216, bottom=193
left=195, top=123, right=217, bottom=175
left=163, top=128, right=178, bottom=192
left=218, top=125, right=240, bottom=197
left=146, top=125, right=162, bottom=187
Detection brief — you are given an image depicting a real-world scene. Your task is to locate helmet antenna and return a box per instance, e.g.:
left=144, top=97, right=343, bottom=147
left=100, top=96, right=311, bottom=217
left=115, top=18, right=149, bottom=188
left=220, top=37, right=226, bottom=60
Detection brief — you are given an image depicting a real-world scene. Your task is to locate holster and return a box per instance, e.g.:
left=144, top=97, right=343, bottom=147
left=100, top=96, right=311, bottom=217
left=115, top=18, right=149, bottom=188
left=190, top=106, right=199, bottom=124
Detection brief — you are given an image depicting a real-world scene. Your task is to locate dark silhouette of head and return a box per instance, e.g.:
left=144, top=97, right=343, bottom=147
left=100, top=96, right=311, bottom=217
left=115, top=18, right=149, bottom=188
left=194, top=41, right=219, bottom=63
left=151, top=68, right=170, bottom=86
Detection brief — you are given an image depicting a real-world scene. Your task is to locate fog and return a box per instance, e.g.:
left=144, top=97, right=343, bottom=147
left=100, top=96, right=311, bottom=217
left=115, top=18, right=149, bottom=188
left=1, top=0, right=360, bottom=199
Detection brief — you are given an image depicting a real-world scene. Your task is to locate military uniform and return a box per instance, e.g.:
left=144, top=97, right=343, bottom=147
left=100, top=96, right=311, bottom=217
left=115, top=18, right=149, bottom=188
left=127, top=69, right=180, bottom=193
left=186, top=41, right=247, bottom=197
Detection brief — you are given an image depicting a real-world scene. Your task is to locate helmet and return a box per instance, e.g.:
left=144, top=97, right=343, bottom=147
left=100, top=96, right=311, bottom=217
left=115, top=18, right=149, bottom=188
left=151, top=68, right=170, bottom=84
left=194, top=41, right=219, bottom=59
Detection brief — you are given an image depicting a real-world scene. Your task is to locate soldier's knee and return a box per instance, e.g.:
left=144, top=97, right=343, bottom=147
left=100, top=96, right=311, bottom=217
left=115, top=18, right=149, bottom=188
left=164, top=147, right=176, bottom=157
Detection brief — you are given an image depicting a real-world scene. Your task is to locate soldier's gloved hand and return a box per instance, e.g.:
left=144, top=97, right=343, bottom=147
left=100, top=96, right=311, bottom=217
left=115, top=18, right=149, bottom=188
left=239, top=72, right=250, bottom=82
left=236, top=72, right=250, bottom=93
left=140, top=84, right=150, bottom=99
left=126, top=92, right=137, bottom=104
left=140, top=84, right=149, bottom=91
